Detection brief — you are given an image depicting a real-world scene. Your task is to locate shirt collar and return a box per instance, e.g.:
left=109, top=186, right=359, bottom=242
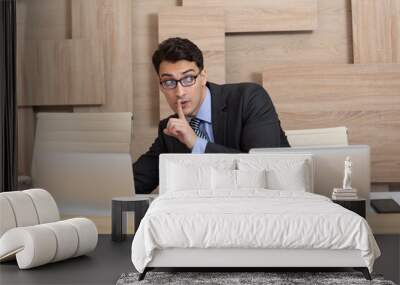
left=193, top=87, right=212, bottom=123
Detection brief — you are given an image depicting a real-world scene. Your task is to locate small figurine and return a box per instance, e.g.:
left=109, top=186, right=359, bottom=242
left=342, top=156, right=352, bottom=190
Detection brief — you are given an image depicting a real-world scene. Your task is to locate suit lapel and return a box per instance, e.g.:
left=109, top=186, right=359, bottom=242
left=208, top=82, right=227, bottom=145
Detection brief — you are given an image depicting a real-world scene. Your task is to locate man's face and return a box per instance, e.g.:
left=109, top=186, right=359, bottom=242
left=158, top=60, right=207, bottom=117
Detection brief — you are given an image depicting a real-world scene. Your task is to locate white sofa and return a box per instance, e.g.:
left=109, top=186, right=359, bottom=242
left=0, top=189, right=98, bottom=269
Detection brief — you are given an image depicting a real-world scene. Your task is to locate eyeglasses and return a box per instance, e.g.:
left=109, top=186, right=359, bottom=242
left=159, top=72, right=201, bottom=89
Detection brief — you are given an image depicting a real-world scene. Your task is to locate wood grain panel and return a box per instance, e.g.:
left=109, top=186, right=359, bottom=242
left=183, top=0, right=318, bottom=33
left=16, top=0, right=27, bottom=106
left=16, top=2, right=34, bottom=176
left=352, top=0, right=400, bottom=63
left=18, top=0, right=71, bottom=40
left=73, top=0, right=133, bottom=112
left=70, top=0, right=98, bottom=39
left=226, top=0, right=352, bottom=84
left=262, top=64, right=400, bottom=182
left=17, top=108, right=35, bottom=176
left=21, top=39, right=105, bottom=106
left=158, top=7, right=225, bottom=119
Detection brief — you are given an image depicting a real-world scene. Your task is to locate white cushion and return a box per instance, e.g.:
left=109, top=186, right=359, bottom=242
left=212, top=169, right=268, bottom=191
left=0, top=189, right=59, bottom=235
left=212, top=168, right=237, bottom=190
left=42, top=221, right=79, bottom=262
left=0, top=226, right=57, bottom=269
left=160, top=154, right=236, bottom=194
left=237, top=158, right=310, bottom=192
left=267, top=161, right=308, bottom=191
left=236, top=169, right=268, bottom=189
left=23, top=189, right=60, bottom=223
left=0, top=192, right=39, bottom=227
left=0, top=218, right=97, bottom=269
left=65, top=218, right=98, bottom=257
left=0, top=196, right=17, bottom=237
left=0, top=189, right=98, bottom=269
left=167, top=162, right=212, bottom=191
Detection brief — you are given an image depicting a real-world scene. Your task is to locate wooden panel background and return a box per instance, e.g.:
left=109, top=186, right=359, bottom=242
left=72, top=0, right=134, bottom=113
left=183, top=0, right=318, bottom=33
left=21, top=39, right=105, bottom=106
left=22, top=0, right=71, bottom=40
left=226, top=0, right=352, bottom=83
left=352, top=0, right=400, bottom=63
left=16, top=0, right=400, bottom=185
left=262, top=64, right=400, bottom=182
left=16, top=1, right=34, bottom=176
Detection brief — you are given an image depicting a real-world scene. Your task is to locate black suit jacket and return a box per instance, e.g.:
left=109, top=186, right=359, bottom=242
left=133, top=82, right=290, bottom=194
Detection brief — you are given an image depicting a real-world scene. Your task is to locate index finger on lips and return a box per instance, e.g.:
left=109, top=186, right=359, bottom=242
left=177, top=99, right=185, bottom=120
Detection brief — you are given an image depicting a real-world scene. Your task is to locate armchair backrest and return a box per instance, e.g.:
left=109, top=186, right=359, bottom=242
left=285, top=126, right=348, bottom=147
left=0, top=189, right=60, bottom=238
left=31, top=112, right=134, bottom=216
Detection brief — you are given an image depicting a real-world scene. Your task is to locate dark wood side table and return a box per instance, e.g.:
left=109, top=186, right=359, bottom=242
left=112, top=196, right=151, bottom=242
left=332, top=198, right=366, bottom=218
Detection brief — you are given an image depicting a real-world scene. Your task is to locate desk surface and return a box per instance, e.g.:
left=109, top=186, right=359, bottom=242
left=0, top=235, right=134, bottom=285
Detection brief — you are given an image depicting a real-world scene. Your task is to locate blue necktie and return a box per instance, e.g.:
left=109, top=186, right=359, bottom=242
left=189, top=118, right=209, bottom=141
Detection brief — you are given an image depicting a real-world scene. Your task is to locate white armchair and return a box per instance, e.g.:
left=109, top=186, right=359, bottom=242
left=0, top=189, right=98, bottom=269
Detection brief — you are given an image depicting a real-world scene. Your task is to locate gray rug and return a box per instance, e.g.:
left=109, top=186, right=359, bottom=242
left=116, top=271, right=396, bottom=285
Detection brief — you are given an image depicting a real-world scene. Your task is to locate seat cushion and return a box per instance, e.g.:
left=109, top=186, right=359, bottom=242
left=0, top=189, right=60, bottom=236
left=0, top=196, right=17, bottom=237
left=0, top=218, right=98, bottom=269
left=0, top=191, right=39, bottom=227
left=23, top=189, right=60, bottom=223
left=0, top=226, right=57, bottom=269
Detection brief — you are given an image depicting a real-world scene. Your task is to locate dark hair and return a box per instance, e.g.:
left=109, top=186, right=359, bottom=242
left=152, top=37, right=204, bottom=74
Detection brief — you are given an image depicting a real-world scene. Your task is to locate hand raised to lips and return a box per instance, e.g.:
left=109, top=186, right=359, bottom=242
left=163, top=99, right=197, bottom=149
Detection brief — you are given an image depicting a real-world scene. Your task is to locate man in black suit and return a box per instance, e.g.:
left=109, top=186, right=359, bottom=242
left=133, top=37, right=289, bottom=194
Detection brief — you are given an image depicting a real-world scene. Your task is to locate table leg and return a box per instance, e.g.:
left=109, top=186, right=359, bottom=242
left=112, top=201, right=126, bottom=241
